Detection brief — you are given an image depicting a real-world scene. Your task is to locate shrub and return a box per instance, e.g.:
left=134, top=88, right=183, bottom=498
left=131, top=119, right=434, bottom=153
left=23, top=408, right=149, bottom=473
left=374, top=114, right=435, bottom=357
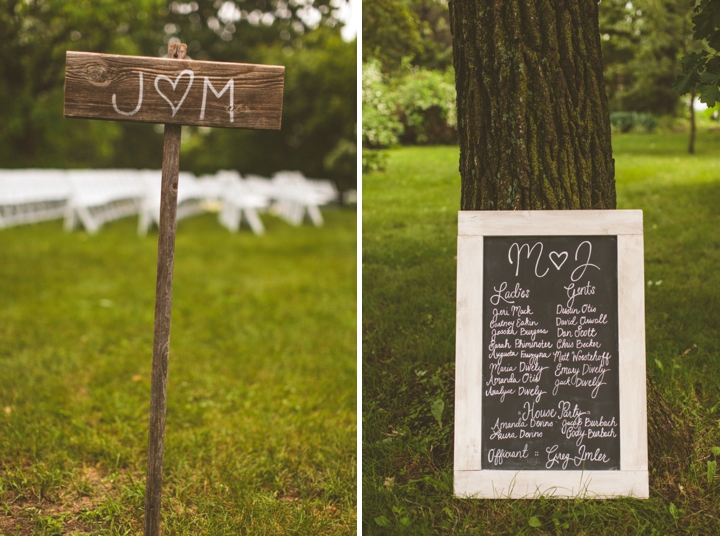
left=362, top=61, right=458, bottom=147
left=610, top=111, right=658, bottom=133
left=362, top=61, right=403, bottom=148
left=362, top=149, right=389, bottom=173
left=394, top=68, right=457, bottom=144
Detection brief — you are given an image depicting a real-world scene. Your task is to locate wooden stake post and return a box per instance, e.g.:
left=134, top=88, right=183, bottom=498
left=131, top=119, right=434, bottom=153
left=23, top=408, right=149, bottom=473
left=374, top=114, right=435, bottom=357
left=64, top=43, right=284, bottom=535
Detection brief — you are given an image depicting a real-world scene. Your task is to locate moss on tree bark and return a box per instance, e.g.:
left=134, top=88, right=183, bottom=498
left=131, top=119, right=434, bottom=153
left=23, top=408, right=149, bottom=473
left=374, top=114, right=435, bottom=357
left=449, top=0, right=616, bottom=210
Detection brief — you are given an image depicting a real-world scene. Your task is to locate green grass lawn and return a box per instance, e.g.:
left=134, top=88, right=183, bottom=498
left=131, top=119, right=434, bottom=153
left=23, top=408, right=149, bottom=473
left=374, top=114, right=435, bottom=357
left=362, top=130, right=720, bottom=534
left=0, top=210, right=356, bottom=534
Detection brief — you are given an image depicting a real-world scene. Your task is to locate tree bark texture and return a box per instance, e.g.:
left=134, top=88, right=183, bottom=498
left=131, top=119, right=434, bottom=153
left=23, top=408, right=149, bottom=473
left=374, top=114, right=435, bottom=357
left=449, top=0, right=616, bottom=211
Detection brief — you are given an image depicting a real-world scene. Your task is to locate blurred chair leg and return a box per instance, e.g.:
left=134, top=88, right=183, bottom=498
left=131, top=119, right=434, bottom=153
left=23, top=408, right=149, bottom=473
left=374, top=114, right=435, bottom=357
left=138, top=207, right=151, bottom=236
left=64, top=204, right=76, bottom=232
left=307, top=205, right=324, bottom=227
left=243, top=208, right=265, bottom=235
left=77, top=206, right=100, bottom=234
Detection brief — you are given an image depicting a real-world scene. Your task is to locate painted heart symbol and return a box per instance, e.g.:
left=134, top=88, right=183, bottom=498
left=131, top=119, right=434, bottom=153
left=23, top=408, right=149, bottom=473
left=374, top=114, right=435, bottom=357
left=549, top=251, right=568, bottom=270
left=154, top=69, right=195, bottom=117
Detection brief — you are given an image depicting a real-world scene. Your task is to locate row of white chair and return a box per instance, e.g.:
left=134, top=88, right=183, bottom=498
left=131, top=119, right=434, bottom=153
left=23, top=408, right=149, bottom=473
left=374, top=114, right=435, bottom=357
left=0, top=169, right=339, bottom=235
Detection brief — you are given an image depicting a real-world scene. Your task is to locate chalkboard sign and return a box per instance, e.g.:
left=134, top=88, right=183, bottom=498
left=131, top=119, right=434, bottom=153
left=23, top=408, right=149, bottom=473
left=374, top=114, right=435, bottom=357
left=482, top=235, right=620, bottom=471
left=454, top=211, right=648, bottom=499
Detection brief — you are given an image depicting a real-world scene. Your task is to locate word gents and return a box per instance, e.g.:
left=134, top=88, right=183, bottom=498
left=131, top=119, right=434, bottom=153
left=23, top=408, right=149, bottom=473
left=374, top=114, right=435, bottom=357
left=482, top=236, right=620, bottom=471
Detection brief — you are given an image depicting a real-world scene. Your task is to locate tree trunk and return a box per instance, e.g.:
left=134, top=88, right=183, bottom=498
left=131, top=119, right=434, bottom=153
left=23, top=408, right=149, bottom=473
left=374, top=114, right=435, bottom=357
left=449, top=0, right=616, bottom=211
left=688, top=88, right=696, bottom=154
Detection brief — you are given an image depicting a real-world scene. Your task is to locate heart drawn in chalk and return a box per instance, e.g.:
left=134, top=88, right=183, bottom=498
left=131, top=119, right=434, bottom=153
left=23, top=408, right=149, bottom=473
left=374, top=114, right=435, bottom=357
left=549, top=251, right=568, bottom=270
left=154, top=69, right=195, bottom=117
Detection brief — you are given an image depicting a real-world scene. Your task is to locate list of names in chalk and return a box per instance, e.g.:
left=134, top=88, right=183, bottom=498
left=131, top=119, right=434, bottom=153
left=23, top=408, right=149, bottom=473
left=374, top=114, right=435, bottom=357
left=481, top=236, right=620, bottom=471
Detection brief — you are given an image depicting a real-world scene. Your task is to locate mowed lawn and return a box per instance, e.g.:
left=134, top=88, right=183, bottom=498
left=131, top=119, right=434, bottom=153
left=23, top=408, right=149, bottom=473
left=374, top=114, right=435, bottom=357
left=362, top=131, right=720, bottom=534
left=0, top=209, right=356, bottom=534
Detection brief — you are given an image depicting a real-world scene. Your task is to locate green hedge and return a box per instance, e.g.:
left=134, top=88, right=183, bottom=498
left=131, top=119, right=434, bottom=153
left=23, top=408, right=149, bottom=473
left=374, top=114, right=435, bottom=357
left=610, top=111, right=659, bottom=133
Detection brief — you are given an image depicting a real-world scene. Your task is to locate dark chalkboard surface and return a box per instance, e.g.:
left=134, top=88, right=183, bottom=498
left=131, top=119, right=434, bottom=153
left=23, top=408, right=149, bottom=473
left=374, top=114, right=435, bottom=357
left=481, top=236, right=620, bottom=471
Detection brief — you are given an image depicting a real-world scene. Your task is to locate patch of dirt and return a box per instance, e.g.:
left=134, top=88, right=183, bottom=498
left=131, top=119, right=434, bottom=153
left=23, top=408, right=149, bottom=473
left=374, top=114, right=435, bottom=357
left=0, top=464, right=139, bottom=535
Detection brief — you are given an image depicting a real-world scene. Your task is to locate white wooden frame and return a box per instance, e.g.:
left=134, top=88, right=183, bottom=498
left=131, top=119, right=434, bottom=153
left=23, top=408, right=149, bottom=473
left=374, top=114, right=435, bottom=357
left=454, top=210, right=648, bottom=499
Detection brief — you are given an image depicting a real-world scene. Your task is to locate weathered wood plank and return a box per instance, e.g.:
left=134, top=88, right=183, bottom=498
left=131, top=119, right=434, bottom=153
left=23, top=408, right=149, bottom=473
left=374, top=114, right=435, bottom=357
left=454, top=469, right=649, bottom=499
left=454, top=236, right=484, bottom=471
left=618, top=233, right=648, bottom=472
left=458, top=210, right=644, bottom=236
left=64, top=51, right=284, bottom=130
left=144, top=43, right=185, bottom=536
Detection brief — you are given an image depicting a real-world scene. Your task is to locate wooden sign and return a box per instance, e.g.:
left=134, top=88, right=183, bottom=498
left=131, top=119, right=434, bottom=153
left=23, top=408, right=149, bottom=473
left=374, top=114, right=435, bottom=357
left=64, top=43, right=285, bottom=536
left=454, top=210, right=648, bottom=499
left=64, top=51, right=284, bottom=129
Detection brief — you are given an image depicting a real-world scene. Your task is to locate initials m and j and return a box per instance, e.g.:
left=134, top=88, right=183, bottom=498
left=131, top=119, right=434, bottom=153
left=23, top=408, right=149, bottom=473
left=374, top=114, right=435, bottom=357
left=111, top=70, right=235, bottom=122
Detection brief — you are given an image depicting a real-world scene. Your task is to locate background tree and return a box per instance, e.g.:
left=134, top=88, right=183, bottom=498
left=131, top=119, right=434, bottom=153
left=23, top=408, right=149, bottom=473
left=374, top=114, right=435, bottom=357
left=599, top=0, right=696, bottom=115
left=362, top=0, right=456, bottom=154
left=599, top=0, right=701, bottom=152
left=408, top=0, right=453, bottom=70
left=0, top=0, right=164, bottom=167
left=362, top=0, right=452, bottom=71
left=361, top=0, right=423, bottom=71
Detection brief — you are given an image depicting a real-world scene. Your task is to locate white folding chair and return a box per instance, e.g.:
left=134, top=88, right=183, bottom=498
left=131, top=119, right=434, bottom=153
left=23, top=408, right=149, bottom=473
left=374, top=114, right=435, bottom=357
left=0, top=169, right=72, bottom=228
left=65, top=170, right=145, bottom=233
left=271, top=171, right=336, bottom=226
left=215, top=170, right=269, bottom=235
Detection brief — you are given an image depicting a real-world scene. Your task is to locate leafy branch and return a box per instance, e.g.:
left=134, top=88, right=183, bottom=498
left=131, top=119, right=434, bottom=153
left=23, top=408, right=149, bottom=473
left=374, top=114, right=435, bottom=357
left=674, top=0, right=720, bottom=106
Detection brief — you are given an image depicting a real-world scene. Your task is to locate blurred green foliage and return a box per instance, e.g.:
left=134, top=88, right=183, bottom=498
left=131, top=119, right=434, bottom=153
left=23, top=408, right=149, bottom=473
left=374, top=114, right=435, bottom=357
left=362, top=0, right=709, bottom=150
left=361, top=60, right=455, bottom=148
left=0, top=0, right=356, bottom=190
left=361, top=0, right=423, bottom=71
left=361, top=0, right=451, bottom=72
left=0, top=0, right=163, bottom=167
left=674, top=0, right=720, bottom=107
left=361, top=60, right=403, bottom=148
left=599, top=0, right=700, bottom=115
left=393, top=65, right=455, bottom=144
left=609, top=111, right=659, bottom=134
left=361, top=148, right=388, bottom=173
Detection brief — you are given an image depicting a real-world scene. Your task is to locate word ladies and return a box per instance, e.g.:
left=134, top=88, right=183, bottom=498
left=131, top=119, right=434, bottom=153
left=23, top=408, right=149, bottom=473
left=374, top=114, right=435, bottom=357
left=490, top=282, right=530, bottom=305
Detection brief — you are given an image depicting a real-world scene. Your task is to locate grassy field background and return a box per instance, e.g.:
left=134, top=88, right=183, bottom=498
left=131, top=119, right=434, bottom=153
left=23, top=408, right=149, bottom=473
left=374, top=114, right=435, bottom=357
left=0, top=209, right=356, bottom=534
left=362, top=130, right=720, bottom=534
